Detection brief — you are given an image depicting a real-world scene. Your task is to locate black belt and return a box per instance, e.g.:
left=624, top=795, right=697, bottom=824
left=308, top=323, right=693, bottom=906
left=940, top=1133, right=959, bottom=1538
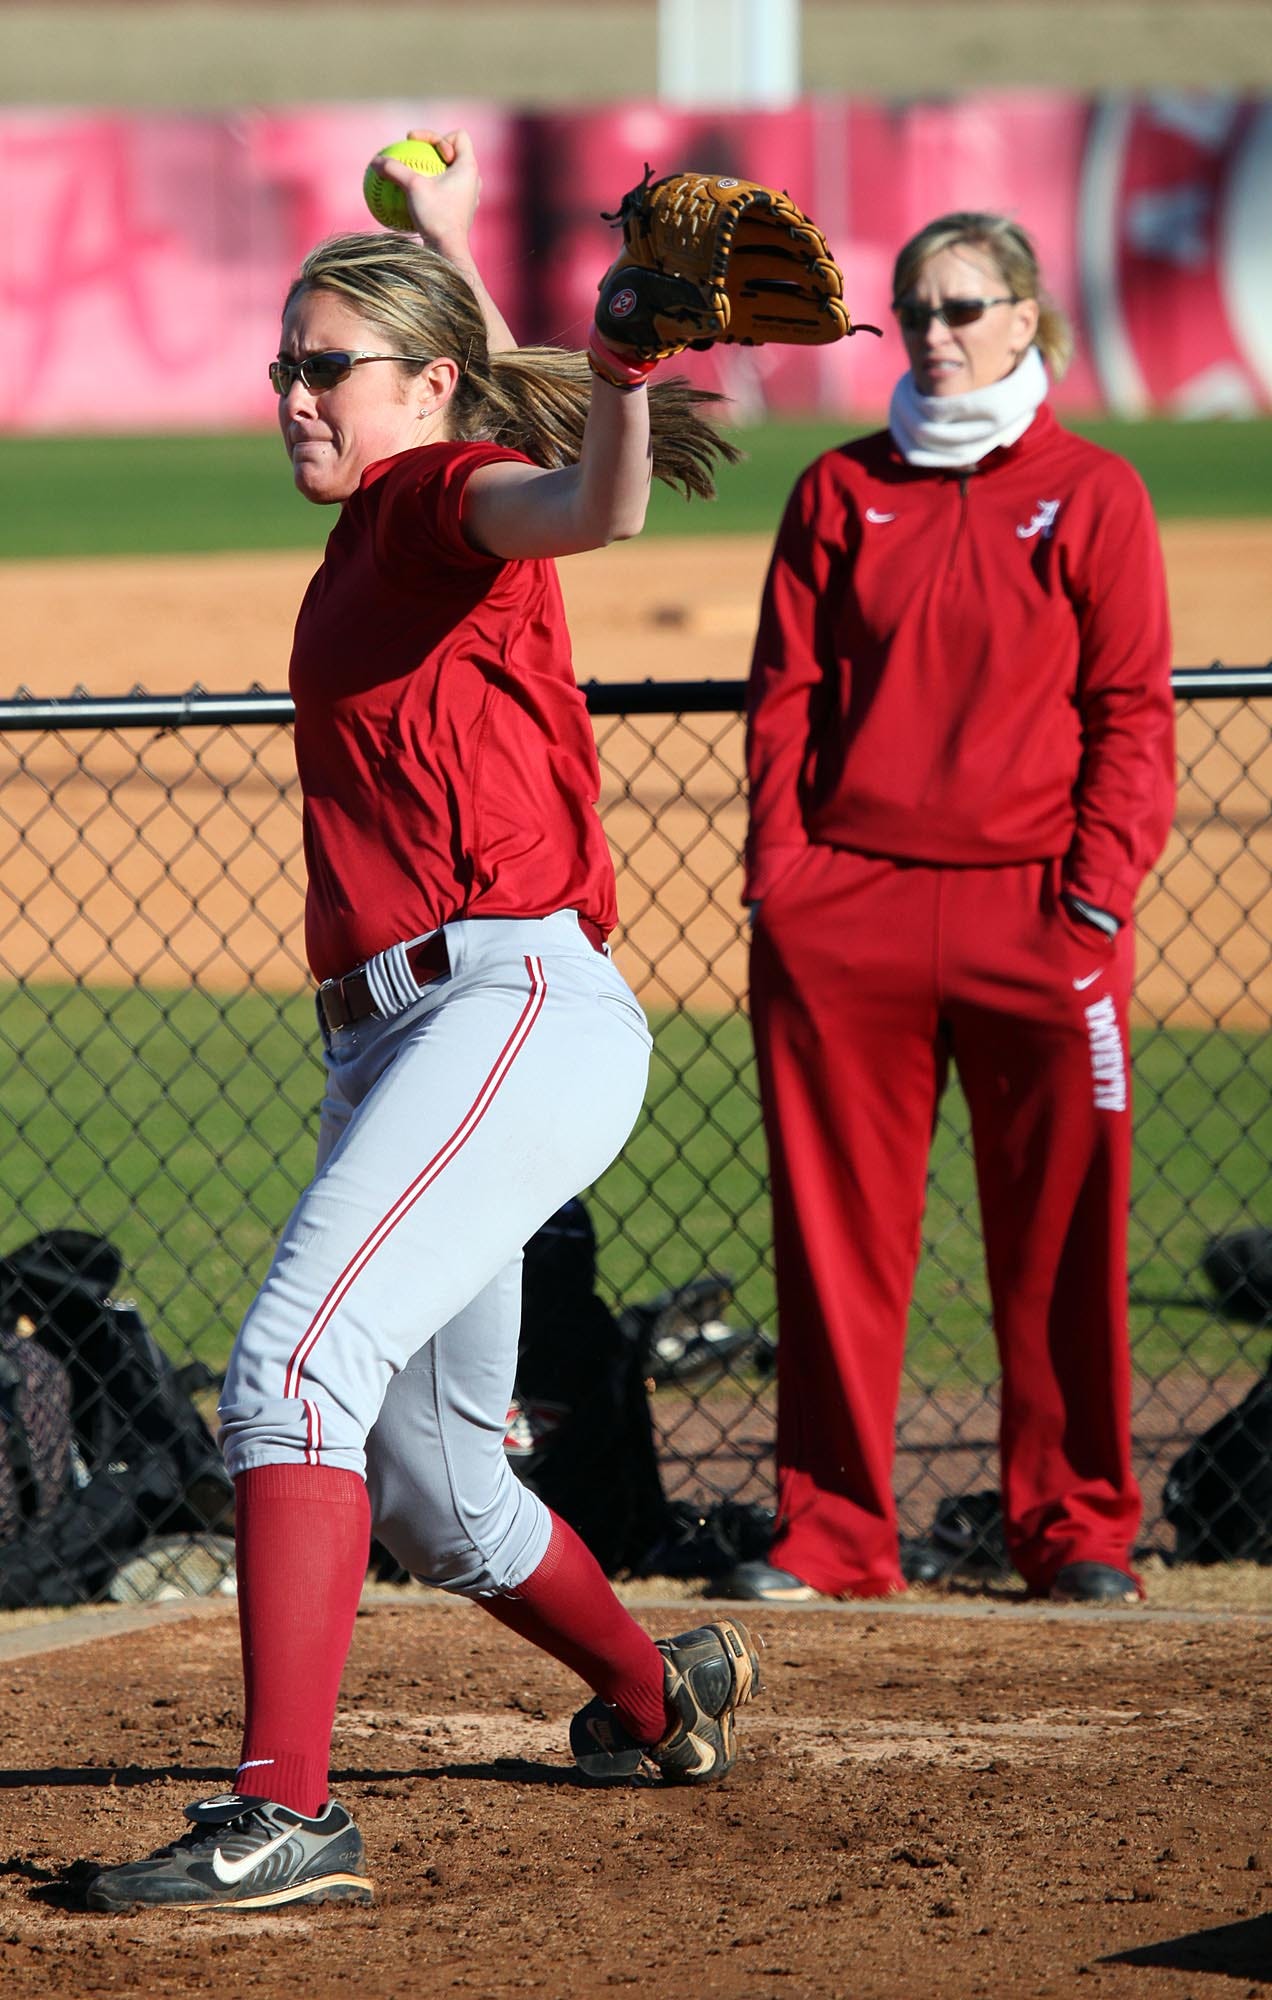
left=317, top=917, right=608, bottom=1035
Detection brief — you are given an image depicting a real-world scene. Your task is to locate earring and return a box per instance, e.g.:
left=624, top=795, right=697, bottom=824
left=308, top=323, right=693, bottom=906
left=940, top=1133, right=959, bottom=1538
left=418, top=405, right=435, bottom=418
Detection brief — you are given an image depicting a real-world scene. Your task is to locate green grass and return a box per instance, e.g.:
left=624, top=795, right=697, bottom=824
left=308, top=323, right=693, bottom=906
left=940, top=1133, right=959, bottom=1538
left=590, top=1010, right=1272, bottom=1393
left=0, top=983, right=323, bottom=1364
left=0, top=434, right=330, bottom=563
left=1, top=416, right=1269, bottom=562
left=4, top=980, right=1266, bottom=1398
left=1065, top=418, right=1272, bottom=520
left=653, top=413, right=1272, bottom=537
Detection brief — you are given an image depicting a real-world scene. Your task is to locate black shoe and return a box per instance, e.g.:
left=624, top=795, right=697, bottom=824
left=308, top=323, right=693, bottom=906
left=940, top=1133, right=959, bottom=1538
left=900, top=1539, right=955, bottom=1586
left=713, top=1558, right=817, bottom=1603
left=86, top=1794, right=374, bottom=1912
left=1050, top=1562, right=1142, bottom=1605
left=571, top=1618, right=761, bottom=1785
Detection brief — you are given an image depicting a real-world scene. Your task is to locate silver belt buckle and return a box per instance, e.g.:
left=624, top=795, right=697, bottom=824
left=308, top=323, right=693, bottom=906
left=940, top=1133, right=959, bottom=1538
left=317, top=975, right=344, bottom=1034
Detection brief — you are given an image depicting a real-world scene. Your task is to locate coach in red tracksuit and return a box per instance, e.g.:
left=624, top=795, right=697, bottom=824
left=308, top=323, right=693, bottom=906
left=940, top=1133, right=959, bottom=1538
left=724, top=211, right=1176, bottom=1607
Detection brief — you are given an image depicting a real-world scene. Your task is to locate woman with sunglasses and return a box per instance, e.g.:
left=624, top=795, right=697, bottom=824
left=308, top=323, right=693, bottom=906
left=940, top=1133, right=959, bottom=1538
left=723, top=211, right=1175, bottom=1609
left=87, top=129, right=760, bottom=1915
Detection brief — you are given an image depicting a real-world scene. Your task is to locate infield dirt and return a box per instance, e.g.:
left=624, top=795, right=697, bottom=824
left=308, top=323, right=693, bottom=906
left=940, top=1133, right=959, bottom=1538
left=3, top=521, right=1270, bottom=695
left=1, top=1593, right=1268, bottom=1999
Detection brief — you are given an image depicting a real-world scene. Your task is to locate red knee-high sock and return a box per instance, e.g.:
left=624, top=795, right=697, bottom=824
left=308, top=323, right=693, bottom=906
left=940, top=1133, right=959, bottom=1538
left=481, top=1513, right=670, bottom=1745
left=234, top=1463, right=371, bottom=1817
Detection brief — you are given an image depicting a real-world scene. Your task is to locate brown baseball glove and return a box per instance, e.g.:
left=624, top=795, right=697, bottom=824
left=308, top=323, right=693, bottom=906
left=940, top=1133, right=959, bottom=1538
left=593, top=167, right=880, bottom=362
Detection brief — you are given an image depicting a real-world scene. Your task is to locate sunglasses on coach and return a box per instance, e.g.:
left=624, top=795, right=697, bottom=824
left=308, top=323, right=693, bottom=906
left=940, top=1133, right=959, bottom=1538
left=268, top=350, right=423, bottom=395
left=892, top=297, right=1016, bottom=333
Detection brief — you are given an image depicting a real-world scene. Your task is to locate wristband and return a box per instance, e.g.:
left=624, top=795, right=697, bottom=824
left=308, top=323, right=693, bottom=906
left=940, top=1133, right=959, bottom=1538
left=1063, top=890, right=1121, bottom=936
left=586, top=325, right=658, bottom=391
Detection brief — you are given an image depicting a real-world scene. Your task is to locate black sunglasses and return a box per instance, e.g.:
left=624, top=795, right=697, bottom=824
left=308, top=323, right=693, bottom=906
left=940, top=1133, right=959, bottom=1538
left=892, top=297, right=1015, bottom=334
left=269, top=349, right=422, bottom=396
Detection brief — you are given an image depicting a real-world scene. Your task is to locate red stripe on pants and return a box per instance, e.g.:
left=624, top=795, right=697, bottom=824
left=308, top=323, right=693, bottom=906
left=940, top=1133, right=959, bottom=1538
left=283, top=957, right=548, bottom=1406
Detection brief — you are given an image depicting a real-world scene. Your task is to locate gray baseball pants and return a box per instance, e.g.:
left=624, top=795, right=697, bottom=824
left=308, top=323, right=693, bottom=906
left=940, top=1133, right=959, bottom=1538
left=218, top=911, right=651, bottom=1596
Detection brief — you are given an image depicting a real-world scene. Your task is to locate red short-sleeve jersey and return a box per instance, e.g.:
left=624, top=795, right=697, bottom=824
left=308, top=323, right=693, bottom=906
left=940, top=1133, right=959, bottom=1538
left=289, top=440, right=618, bottom=980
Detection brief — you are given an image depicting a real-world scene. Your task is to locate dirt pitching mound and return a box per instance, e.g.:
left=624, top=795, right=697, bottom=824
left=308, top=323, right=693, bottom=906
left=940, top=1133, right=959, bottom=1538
left=1, top=1594, right=1268, bottom=1999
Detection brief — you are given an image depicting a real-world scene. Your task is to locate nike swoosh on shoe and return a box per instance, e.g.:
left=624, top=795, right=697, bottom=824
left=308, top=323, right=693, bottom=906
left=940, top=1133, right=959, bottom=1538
left=211, top=1828, right=294, bottom=1885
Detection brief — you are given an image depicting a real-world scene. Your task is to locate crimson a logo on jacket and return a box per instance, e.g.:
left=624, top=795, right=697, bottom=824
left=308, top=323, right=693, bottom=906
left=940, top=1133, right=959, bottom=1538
left=744, top=404, right=1176, bottom=927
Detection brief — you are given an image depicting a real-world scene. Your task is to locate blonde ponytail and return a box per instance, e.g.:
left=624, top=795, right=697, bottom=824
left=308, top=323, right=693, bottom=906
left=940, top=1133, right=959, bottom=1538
left=288, top=233, right=740, bottom=499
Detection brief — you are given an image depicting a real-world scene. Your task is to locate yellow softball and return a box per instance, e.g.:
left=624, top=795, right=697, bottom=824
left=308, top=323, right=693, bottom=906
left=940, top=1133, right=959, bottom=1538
left=363, top=139, right=447, bottom=232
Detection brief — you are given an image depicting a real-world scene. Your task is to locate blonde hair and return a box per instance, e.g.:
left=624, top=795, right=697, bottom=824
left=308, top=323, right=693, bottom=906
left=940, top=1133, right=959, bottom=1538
left=891, top=212, right=1073, bottom=379
left=286, top=233, right=740, bottom=500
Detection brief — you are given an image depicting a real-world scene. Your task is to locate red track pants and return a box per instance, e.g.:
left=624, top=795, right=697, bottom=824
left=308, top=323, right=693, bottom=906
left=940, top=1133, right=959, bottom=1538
left=749, top=847, right=1141, bottom=1597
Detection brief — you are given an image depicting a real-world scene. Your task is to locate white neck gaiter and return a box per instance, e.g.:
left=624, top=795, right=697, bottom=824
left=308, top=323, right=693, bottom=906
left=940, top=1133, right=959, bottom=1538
left=887, top=345, right=1049, bottom=468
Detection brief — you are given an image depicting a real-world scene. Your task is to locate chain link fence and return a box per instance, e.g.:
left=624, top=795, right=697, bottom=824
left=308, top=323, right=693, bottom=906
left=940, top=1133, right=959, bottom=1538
left=0, top=673, right=1269, bottom=1597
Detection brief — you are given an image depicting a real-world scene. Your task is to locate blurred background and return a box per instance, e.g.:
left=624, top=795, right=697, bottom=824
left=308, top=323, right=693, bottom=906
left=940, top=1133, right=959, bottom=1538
left=2, top=0, right=1271, bottom=432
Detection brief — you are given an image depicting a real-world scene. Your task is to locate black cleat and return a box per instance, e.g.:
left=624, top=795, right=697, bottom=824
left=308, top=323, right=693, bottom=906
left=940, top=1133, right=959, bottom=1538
left=86, top=1794, right=374, bottom=1912
left=714, top=1558, right=818, bottom=1603
left=571, top=1618, right=761, bottom=1785
left=1050, top=1562, right=1142, bottom=1605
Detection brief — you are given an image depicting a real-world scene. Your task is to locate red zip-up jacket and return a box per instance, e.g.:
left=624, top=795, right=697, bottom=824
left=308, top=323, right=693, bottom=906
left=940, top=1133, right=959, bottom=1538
left=744, top=404, right=1175, bottom=924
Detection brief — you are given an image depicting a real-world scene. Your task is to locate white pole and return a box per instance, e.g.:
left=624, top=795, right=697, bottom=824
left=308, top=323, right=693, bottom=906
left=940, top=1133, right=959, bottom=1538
left=657, top=0, right=801, bottom=108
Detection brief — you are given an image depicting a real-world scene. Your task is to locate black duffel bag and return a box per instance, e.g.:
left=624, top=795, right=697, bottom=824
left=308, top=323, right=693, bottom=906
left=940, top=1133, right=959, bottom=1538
left=1163, top=1375, right=1272, bottom=1565
left=0, top=1229, right=232, bottom=1606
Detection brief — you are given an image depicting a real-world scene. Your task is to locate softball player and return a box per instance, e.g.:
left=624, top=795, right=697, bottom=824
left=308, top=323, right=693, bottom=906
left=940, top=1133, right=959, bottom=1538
left=88, top=130, right=758, bottom=1914
left=723, top=212, right=1176, bottom=1609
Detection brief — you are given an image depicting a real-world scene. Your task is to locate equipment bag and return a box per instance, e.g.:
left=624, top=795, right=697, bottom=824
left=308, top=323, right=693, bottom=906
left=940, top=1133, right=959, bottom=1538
left=0, top=1229, right=233, bottom=1606
left=0, top=1318, right=75, bottom=1550
left=900, top=1490, right=1013, bottom=1586
left=1163, top=1375, right=1272, bottom=1565
left=1201, top=1227, right=1272, bottom=1326
left=506, top=1199, right=673, bottom=1577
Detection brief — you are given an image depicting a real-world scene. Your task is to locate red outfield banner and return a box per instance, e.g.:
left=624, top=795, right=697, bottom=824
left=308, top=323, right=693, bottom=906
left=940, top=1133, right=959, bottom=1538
left=0, top=93, right=1268, bottom=430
